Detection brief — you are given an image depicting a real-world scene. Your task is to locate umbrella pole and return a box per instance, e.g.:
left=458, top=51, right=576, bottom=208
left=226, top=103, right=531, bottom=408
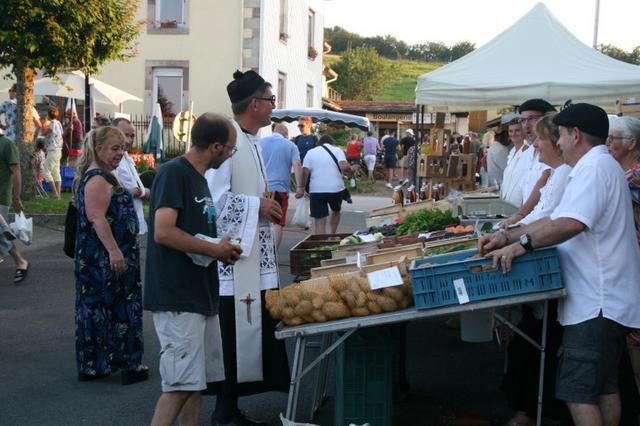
left=84, top=73, right=91, bottom=133
left=185, top=101, right=194, bottom=154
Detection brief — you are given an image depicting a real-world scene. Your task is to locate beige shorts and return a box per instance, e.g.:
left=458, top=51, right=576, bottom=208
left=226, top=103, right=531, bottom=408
left=43, top=149, right=62, bottom=182
left=399, top=156, right=408, bottom=168
left=152, top=311, right=225, bottom=392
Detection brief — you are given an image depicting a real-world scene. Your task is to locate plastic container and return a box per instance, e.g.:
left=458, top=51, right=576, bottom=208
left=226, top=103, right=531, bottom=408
left=335, top=328, right=395, bottom=426
left=455, top=195, right=518, bottom=217
left=409, top=248, right=563, bottom=310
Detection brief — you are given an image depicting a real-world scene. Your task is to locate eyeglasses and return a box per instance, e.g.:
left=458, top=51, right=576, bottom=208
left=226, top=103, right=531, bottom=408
left=606, top=135, right=632, bottom=143
left=255, top=95, right=276, bottom=106
left=225, top=144, right=238, bottom=156
left=297, top=124, right=305, bottom=128
left=519, top=116, right=542, bottom=124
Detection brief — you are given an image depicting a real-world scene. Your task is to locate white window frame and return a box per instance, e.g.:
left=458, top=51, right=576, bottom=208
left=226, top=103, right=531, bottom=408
left=307, top=9, right=315, bottom=48
left=152, top=67, right=184, bottom=115
left=155, top=0, right=185, bottom=27
left=279, top=0, right=289, bottom=42
left=277, top=71, right=287, bottom=109
left=306, top=84, right=314, bottom=107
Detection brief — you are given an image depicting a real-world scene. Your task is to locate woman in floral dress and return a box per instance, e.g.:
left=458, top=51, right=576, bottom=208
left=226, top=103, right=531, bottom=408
left=74, top=126, right=147, bottom=384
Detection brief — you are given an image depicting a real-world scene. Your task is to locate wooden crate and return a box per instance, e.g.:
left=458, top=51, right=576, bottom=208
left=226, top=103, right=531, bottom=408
left=289, top=233, right=352, bottom=278
left=367, top=245, right=424, bottom=265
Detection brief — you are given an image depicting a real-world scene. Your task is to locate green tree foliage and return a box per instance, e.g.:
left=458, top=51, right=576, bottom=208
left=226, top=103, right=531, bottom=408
left=0, top=0, right=141, bottom=198
left=325, top=26, right=475, bottom=62
left=332, top=46, right=396, bottom=100
left=597, top=44, right=640, bottom=64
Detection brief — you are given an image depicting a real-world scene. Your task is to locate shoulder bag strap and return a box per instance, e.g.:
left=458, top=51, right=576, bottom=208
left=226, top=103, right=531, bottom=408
left=320, top=144, right=343, bottom=176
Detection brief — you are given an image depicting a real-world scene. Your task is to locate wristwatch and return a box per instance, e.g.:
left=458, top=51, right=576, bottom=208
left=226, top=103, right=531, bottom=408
left=519, top=233, right=534, bottom=252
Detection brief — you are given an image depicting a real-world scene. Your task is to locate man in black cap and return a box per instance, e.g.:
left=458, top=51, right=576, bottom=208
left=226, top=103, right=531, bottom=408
left=479, top=103, right=640, bottom=426
left=204, top=70, right=288, bottom=426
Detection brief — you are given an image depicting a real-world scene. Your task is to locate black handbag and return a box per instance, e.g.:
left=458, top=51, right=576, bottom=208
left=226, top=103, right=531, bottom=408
left=320, top=145, right=352, bottom=204
left=63, top=201, right=77, bottom=258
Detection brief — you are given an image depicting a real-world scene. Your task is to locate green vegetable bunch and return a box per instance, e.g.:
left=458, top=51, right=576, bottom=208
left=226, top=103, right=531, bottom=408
left=396, top=209, right=459, bottom=236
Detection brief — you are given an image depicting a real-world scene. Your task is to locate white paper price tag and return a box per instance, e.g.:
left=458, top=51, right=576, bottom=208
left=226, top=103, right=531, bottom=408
left=453, top=278, right=470, bottom=304
left=367, top=266, right=403, bottom=290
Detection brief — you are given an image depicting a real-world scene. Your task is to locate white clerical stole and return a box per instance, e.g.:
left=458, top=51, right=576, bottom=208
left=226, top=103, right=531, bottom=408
left=205, top=119, right=279, bottom=383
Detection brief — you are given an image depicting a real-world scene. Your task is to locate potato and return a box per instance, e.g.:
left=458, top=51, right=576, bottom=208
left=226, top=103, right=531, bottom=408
left=357, top=278, right=371, bottom=292
left=268, top=305, right=282, bottom=319
left=281, top=307, right=295, bottom=319
left=321, top=291, right=337, bottom=302
left=351, top=307, right=370, bottom=317
left=265, top=290, right=279, bottom=309
left=312, top=296, right=324, bottom=310
left=282, top=291, right=300, bottom=306
left=302, top=314, right=314, bottom=323
left=294, top=300, right=313, bottom=316
left=283, top=316, right=303, bottom=326
left=356, top=291, right=367, bottom=308
left=323, top=302, right=350, bottom=319
left=341, top=290, right=357, bottom=309
left=383, top=286, right=404, bottom=303
left=300, top=289, right=316, bottom=301
left=367, top=300, right=382, bottom=314
left=348, top=279, right=361, bottom=295
left=311, top=310, right=328, bottom=322
left=399, top=295, right=411, bottom=309
left=376, top=294, right=398, bottom=312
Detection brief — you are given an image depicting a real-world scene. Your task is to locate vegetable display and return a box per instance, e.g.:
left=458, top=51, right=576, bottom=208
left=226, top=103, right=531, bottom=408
left=396, top=209, right=459, bottom=236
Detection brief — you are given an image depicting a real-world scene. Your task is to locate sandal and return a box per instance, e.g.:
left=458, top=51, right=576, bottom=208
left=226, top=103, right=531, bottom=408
left=14, top=263, right=29, bottom=284
left=121, top=365, right=149, bottom=385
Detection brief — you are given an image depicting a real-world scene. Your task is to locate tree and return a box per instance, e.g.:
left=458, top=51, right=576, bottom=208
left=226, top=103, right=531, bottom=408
left=0, top=0, right=140, bottom=198
left=597, top=43, right=640, bottom=65
left=449, top=41, right=476, bottom=61
left=332, top=46, right=395, bottom=100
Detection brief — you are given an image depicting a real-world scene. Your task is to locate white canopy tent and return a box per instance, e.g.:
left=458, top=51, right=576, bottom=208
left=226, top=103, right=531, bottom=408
left=415, top=2, right=640, bottom=111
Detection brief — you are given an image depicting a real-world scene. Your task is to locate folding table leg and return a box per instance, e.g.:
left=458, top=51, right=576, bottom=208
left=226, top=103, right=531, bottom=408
left=310, top=333, right=332, bottom=419
left=536, top=300, right=549, bottom=426
left=286, top=336, right=303, bottom=421
left=290, top=336, right=307, bottom=422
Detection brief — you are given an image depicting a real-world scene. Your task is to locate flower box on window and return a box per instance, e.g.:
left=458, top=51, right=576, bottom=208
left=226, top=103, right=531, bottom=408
left=279, top=32, right=289, bottom=42
left=159, top=20, right=178, bottom=29
left=308, top=46, right=318, bottom=60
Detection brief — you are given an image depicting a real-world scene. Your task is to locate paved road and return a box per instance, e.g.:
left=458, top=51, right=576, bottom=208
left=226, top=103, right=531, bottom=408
left=0, top=207, right=517, bottom=426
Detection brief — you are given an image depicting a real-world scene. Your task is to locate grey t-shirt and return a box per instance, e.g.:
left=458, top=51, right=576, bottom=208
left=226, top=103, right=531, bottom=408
left=144, top=157, right=220, bottom=316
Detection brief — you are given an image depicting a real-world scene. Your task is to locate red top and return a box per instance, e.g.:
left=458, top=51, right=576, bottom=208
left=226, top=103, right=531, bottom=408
left=346, top=141, right=361, bottom=158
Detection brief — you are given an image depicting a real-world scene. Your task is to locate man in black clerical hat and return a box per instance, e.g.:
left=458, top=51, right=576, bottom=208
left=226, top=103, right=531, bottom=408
left=204, top=70, right=288, bottom=426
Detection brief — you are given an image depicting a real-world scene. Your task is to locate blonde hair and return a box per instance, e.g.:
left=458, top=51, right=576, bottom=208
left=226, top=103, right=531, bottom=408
left=298, top=116, right=312, bottom=126
left=73, top=127, right=125, bottom=193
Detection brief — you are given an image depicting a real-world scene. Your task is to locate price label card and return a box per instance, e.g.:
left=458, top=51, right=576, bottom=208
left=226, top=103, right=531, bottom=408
left=367, top=266, right=403, bottom=290
left=453, top=278, right=470, bottom=304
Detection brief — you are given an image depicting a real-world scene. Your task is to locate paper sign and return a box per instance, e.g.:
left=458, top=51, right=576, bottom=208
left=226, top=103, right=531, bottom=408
left=358, top=234, right=377, bottom=243
left=367, top=266, right=403, bottom=290
left=453, top=278, right=470, bottom=304
left=345, top=252, right=366, bottom=266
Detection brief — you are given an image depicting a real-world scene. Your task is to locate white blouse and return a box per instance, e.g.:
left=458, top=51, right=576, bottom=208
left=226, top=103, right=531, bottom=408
left=519, top=164, right=571, bottom=225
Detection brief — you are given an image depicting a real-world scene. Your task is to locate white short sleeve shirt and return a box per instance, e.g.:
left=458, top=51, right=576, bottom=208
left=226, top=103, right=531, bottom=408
left=520, top=164, right=571, bottom=225
left=520, top=144, right=551, bottom=202
left=501, top=144, right=529, bottom=207
left=550, top=145, right=640, bottom=327
left=303, top=144, right=347, bottom=193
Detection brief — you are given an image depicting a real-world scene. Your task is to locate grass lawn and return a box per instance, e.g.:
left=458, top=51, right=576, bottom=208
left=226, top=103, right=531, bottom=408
left=324, top=54, right=443, bottom=102
left=22, top=192, right=73, bottom=214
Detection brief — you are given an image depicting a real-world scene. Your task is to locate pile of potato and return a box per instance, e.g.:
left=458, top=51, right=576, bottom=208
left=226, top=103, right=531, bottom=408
left=329, top=274, right=414, bottom=317
left=266, top=282, right=351, bottom=326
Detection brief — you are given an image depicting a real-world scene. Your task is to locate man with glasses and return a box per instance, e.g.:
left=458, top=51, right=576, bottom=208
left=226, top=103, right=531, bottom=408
left=205, top=70, right=288, bottom=426
left=114, top=117, right=151, bottom=235
left=0, top=83, right=41, bottom=142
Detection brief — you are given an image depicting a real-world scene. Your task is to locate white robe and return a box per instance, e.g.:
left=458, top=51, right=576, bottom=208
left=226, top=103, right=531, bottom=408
left=204, top=119, right=279, bottom=383
left=115, top=152, right=147, bottom=235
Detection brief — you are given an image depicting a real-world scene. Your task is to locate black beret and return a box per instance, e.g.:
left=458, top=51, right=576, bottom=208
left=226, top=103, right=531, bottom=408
left=552, top=103, right=609, bottom=140
left=226, top=70, right=266, bottom=104
left=518, top=99, right=556, bottom=114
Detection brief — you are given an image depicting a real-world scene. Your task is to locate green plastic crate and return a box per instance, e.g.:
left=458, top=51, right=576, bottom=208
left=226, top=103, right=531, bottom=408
left=335, top=328, right=395, bottom=426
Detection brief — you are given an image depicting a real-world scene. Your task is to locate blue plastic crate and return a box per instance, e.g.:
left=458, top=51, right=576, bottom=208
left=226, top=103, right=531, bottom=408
left=409, top=248, right=563, bottom=310
left=60, top=166, right=75, bottom=179
left=335, top=328, right=395, bottom=426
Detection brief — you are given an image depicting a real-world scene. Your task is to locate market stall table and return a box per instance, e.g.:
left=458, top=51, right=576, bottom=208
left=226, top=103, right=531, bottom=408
left=275, top=288, right=566, bottom=426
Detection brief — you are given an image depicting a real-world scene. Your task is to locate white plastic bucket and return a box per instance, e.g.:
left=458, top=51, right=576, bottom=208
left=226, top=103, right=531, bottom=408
left=460, top=309, right=495, bottom=343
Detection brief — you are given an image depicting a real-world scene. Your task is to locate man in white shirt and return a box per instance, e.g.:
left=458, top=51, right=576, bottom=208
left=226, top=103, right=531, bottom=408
left=113, top=118, right=149, bottom=235
left=480, top=103, right=640, bottom=426
left=0, top=83, right=41, bottom=142
left=500, top=114, right=529, bottom=207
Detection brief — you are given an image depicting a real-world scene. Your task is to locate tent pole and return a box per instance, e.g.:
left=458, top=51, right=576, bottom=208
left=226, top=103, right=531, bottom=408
left=84, top=73, right=91, bottom=133
left=592, top=0, right=600, bottom=48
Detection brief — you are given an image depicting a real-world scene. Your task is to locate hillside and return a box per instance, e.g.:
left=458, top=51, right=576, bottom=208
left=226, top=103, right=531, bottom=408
left=324, top=54, right=443, bottom=102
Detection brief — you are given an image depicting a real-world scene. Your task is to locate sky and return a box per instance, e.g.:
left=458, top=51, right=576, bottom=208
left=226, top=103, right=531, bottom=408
left=323, top=0, right=639, bottom=51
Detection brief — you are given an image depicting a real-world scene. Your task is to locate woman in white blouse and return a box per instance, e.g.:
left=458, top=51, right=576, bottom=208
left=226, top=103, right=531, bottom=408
left=42, top=106, right=64, bottom=199
left=512, top=113, right=571, bottom=225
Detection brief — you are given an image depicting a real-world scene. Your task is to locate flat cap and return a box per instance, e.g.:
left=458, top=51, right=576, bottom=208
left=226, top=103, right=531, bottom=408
left=552, top=103, right=608, bottom=140
left=518, top=99, right=556, bottom=114
left=227, top=70, right=266, bottom=104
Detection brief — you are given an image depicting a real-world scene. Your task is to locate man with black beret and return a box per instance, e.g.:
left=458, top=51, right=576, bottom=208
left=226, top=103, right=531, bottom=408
left=204, top=70, right=289, bottom=426
left=480, top=103, right=640, bottom=426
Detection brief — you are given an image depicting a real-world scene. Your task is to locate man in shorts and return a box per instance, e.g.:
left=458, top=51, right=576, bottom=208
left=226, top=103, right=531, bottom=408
left=146, top=113, right=243, bottom=426
left=260, top=123, right=303, bottom=248
left=479, top=103, right=640, bottom=426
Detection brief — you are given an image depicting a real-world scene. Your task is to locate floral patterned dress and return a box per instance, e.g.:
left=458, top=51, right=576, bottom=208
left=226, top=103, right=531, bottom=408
left=74, top=168, right=143, bottom=375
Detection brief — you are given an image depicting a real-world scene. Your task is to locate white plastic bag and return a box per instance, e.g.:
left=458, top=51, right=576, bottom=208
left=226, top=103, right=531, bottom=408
left=10, top=212, right=33, bottom=245
left=280, top=413, right=319, bottom=426
left=291, top=196, right=309, bottom=228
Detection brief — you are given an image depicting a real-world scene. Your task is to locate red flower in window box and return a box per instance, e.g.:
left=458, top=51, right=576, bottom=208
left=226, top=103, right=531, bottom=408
left=308, top=46, right=318, bottom=60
